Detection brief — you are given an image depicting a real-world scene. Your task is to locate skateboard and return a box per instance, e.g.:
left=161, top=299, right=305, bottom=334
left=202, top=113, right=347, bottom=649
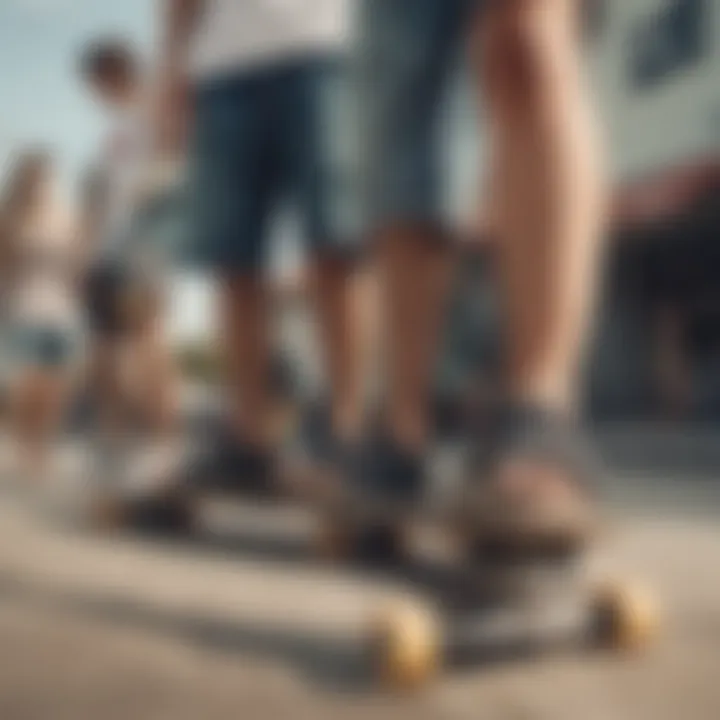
left=311, top=435, right=659, bottom=688
left=364, top=553, right=660, bottom=690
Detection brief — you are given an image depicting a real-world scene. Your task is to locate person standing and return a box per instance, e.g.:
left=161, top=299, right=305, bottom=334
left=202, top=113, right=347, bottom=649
left=153, top=0, right=366, bottom=493
left=0, top=150, right=82, bottom=482
left=355, top=0, right=606, bottom=546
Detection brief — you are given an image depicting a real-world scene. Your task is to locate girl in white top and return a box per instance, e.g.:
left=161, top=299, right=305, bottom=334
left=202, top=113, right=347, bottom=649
left=0, top=150, right=81, bottom=481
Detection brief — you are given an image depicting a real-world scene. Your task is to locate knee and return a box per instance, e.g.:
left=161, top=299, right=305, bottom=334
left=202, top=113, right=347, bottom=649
left=478, top=0, right=578, bottom=123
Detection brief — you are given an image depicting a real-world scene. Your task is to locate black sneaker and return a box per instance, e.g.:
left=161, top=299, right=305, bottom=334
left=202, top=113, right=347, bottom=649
left=360, top=434, right=426, bottom=508
left=185, top=429, right=276, bottom=499
left=293, top=403, right=426, bottom=508
left=282, top=402, right=359, bottom=503
left=327, top=435, right=425, bottom=565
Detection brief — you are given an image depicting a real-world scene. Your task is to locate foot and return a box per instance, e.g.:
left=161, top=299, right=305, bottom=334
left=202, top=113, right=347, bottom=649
left=125, top=435, right=187, bottom=496
left=93, top=433, right=130, bottom=487
left=296, top=415, right=424, bottom=564
left=360, top=434, right=426, bottom=510
left=283, top=406, right=426, bottom=511
left=463, top=403, right=600, bottom=556
left=280, top=402, right=359, bottom=503
left=184, top=428, right=277, bottom=499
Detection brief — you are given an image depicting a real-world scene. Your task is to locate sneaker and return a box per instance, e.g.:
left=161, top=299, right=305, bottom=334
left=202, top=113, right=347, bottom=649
left=185, top=429, right=276, bottom=499
left=360, top=434, right=426, bottom=509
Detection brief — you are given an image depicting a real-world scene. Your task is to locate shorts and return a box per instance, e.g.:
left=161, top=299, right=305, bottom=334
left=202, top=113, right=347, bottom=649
left=357, top=0, right=479, bottom=233
left=84, top=263, right=161, bottom=339
left=10, top=323, right=80, bottom=370
left=188, top=55, right=359, bottom=272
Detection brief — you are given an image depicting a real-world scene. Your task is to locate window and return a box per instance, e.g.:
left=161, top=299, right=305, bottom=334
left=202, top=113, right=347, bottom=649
left=629, top=0, right=710, bottom=89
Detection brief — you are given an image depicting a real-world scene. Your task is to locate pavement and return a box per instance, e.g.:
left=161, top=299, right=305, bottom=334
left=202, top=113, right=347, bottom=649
left=0, top=429, right=719, bottom=719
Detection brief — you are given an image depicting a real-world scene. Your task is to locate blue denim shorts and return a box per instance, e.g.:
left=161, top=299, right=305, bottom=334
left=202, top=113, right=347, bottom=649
left=357, top=0, right=479, bottom=233
left=10, top=323, right=80, bottom=370
left=188, top=55, right=358, bottom=272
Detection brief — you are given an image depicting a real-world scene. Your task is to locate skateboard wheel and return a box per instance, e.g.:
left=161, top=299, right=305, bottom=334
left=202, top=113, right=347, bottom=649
left=367, top=601, right=440, bottom=690
left=592, top=581, right=660, bottom=651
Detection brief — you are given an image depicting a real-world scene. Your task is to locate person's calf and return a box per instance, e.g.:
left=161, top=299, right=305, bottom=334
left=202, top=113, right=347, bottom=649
left=477, top=0, right=606, bottom=414
left=310, top=252, right=369, bottom=443
left=220, top=274, right=273, bottom=450
left=379, top=223, right=453, bottom=453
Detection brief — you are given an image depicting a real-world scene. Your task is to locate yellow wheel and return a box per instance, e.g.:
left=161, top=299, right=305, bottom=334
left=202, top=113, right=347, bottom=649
left=368, top=600, right=441, bottom=690
left=592, top=580, right=660, bottom=651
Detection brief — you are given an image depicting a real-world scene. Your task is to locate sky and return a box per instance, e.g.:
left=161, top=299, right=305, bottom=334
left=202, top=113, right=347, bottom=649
left=0, top=0, right=154, bottom=191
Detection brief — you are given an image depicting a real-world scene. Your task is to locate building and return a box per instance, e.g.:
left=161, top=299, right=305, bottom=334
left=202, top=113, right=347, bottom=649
left=587, top=0, right=720, bottom=420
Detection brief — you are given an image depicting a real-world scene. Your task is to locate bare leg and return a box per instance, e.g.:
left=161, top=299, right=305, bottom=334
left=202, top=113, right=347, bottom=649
left=221, top=274, right=272, bottom=448
left=89, top=340, right=128, bottom=440
left=128, top=315, right=180, bottom=437
left=461, top=0, right=606, bottom=537
left=309, top=254, right=369, bottom=441
left=380, top=225, right=452, bottom=452
left=477, top=0, right=606, bottom=414
left=9, top=367, right=69, bottom=479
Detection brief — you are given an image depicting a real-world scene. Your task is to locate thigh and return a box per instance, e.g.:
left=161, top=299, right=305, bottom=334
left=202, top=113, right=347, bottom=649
left=188, top=74, right=279, bottom=272
left=357, top=0, right=474, bottom=232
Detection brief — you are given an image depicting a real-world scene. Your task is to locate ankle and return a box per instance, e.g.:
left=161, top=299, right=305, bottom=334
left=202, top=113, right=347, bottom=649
left=507, top=377, right=576, bottom=418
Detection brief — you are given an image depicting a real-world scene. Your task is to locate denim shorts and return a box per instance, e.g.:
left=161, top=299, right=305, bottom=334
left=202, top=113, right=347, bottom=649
left=10, top=323, right=80, bottom=370
left=357, top=0, right=480, bottom=233
left=188, top=55, right=359, bottom=272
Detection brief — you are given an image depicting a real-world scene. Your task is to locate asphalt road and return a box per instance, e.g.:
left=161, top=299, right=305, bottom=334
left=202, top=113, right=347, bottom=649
left=0, top=432, right=719, bottom=719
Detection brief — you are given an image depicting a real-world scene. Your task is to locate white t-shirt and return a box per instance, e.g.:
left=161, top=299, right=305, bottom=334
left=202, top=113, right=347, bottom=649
left=11, top=202, right=79, bottom=331
left=95, top=103, right=149, bottom=259
left=190, top=0, right=350, bottom=80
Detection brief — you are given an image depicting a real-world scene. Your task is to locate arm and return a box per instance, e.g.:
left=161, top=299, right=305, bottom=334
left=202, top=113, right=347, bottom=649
left=152, top=0, right=205, bottom=156
left=159, top=0, right=204, bottom=69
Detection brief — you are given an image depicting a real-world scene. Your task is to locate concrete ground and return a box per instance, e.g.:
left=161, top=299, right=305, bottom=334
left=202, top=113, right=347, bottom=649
left=0, top=434, right=719, bottom=719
